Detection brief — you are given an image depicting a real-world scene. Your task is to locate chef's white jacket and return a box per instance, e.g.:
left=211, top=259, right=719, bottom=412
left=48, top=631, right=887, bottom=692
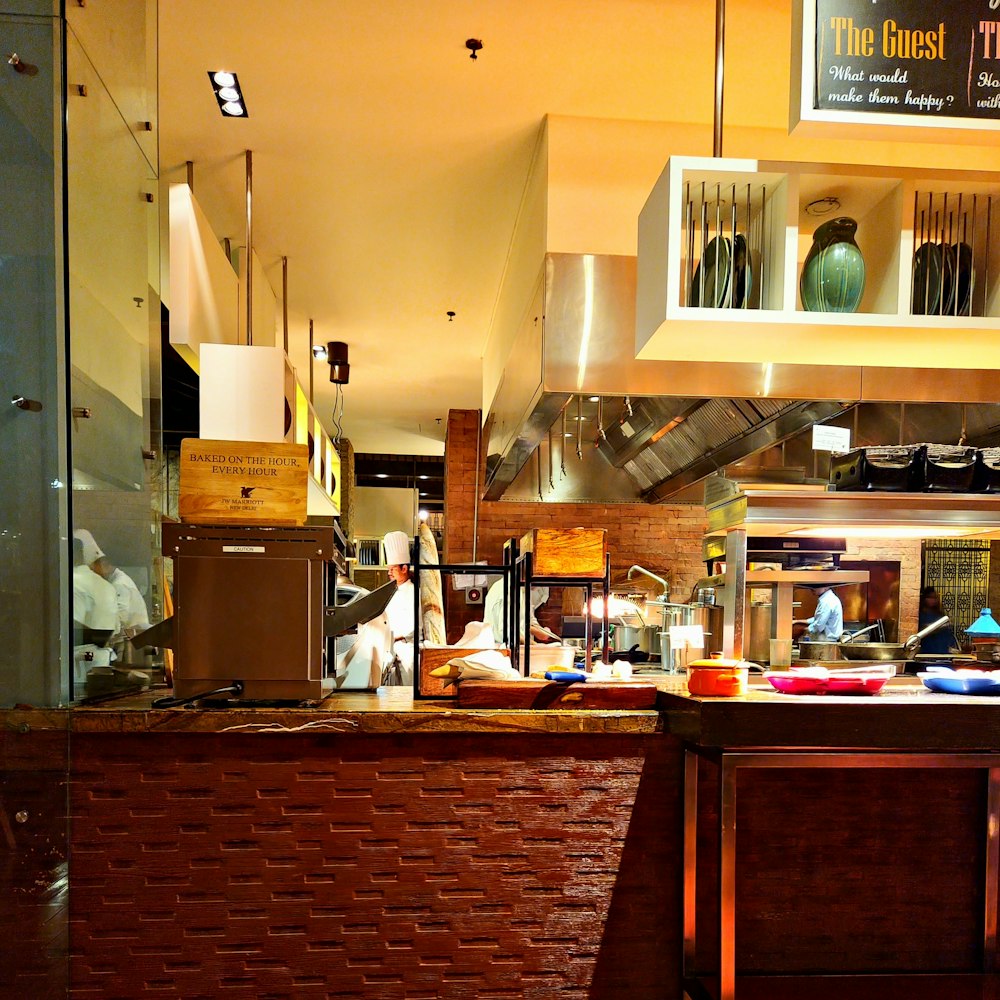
left=107, top=567, right=151, bottom=633
left=385, top=579, right=416, bottom=683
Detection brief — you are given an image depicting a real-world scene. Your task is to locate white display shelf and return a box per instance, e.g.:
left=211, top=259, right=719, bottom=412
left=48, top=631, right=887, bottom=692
left=636, top=156, right=1000, bottom=370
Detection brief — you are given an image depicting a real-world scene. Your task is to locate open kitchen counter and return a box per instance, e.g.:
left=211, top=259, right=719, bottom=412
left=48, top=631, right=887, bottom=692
left=661, top=675, right=1000, bottom=750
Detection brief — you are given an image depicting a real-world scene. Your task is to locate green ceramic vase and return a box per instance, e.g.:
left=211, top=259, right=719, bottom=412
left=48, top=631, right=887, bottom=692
left=799, top=216, right=865, bottom=313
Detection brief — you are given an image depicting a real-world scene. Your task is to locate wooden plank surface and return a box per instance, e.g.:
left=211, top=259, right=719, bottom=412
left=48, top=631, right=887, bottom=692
left=417, top=646, right=509, bottom=698
left=458, top=679, right=657, bottom=710
left=179, top=438, right=308, bottom=525
left=520, top=527, right=608, bottom=578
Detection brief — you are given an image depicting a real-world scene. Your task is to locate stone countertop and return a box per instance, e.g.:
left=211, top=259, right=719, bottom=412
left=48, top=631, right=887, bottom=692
left=6, top=675, right=1000, bottom=746
left=8, top=686, right=664, bottom=736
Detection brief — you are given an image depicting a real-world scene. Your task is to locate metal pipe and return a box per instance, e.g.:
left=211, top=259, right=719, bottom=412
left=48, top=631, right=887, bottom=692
left=308, top=318, right=314, bottom=404
left=713, top=0, right=726, bottom=157
left=560, top=405, right=567, bottom=478
left=536, top=447, right=543, bottom=501
left=627, top=564, right=668, bottom=597
left=548, top=426, right=554, bottom=490
left=245, top=149, right=253, bottom=346
left=576, top=394, right=583, bottom=460
left=281, top=256, right=289, bottom=355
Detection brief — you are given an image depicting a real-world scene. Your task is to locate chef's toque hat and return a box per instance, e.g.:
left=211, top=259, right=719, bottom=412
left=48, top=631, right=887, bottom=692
left=73, top=528, right=105, bottom=566
left=383, top=531, right=411, bottom=567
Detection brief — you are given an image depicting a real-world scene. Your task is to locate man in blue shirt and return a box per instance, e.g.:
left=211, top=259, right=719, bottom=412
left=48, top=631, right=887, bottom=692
left=801, top=584, right=844, bottom=641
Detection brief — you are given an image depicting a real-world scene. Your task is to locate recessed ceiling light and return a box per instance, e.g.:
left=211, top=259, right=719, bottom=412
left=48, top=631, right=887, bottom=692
left=589, top=395, right=600, bottom=402
left=208, top=70, right=248, bottom=117
left=418, top=474, right=429, bottom=480
left=564, top=433, right=573, bottom=438
left=375, top=473, right=388, bottom=479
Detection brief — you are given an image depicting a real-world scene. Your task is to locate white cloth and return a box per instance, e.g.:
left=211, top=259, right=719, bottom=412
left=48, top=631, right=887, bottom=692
left=383, top=531, right=410, bottom=566
left=483, top=580, right=549, bottom=642
left=807, top=588, right=844, bottom=641
left=73, top=528, right=104, bottom=566
left=336, top=617, right=391, bottom=689
left=73, top=564, right=118, bottom=632
left=451, top=650, right=521, bottom=681
left=108, top=567, right=150, bottom=633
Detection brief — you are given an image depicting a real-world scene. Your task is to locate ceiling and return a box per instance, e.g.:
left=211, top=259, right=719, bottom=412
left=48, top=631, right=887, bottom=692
left=159, top=0, right=796, bottom=454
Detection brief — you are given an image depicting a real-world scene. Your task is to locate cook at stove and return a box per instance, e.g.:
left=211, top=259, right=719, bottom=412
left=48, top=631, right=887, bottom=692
left=795, top=583, right=844, bottom=642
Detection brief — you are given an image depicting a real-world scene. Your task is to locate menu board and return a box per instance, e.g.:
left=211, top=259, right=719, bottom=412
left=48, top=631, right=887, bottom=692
left=814, top=0, right=1000, bottom=121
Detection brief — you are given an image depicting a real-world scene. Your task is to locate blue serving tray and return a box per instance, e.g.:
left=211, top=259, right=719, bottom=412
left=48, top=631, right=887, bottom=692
left=919, top=672, right=1000, bottom=696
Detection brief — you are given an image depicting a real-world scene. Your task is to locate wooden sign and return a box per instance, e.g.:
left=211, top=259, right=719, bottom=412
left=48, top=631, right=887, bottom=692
left=179, top=438, right=309, bottom=525
left=520, top=527, right=607, bottom=579
left=793, top=0, right=1000, bottom=136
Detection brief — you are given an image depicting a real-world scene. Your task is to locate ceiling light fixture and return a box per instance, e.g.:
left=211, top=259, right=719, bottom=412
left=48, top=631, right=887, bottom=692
left=418, top=474, right=429, bottom=480
left=208, top=70, right=248, bottom=117
left=375, top=473, right=389, bottom=479
left=326, top=341, right=350, bottom=384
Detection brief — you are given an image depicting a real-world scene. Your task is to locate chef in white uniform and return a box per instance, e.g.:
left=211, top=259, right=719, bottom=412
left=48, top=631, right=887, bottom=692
left=72, top=536, right=119, bottom=682
left=74, top=528, right=151, bottom=636
left=383, top=531, right=416, bottom=683
left=483, top=580, right=556, bottom=644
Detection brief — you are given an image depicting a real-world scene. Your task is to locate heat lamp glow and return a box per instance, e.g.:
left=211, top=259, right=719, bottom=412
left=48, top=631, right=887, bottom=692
left=786, top=526, right=985, bottom=539
left=589, top=595, right=641, bottom=618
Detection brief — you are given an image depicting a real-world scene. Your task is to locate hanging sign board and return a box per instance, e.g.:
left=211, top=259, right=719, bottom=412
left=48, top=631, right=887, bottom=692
left=179, top=438, right=309, bottom=525
left=812, top=424, right=851, bottom=453
left=792, top=0, right=1000, bottom=136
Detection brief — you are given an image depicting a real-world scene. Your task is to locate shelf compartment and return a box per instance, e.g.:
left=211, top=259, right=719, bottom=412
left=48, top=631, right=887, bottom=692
left=678, top=167, right=787, bottom=312
left=794, top=173, right=903, bottom=316
left=906, top=184, right=1000, bottom=320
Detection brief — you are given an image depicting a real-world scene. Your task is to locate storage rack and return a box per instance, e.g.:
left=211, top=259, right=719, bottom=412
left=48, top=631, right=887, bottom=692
left=410, top=538, right=515, bottom=700
left=512, top=547, right=612, bottom=676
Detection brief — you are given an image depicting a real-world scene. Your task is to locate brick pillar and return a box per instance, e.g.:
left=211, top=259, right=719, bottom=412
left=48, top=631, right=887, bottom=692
left=337, top=437, right=355, bottom=541
left=444, top=409, right=481, bottom=641
left=444, top=410, right=480, bottom=563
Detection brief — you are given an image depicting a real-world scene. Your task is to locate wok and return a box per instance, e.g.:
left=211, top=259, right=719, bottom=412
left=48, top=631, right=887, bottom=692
left=838, top=615, right=950, bottom=661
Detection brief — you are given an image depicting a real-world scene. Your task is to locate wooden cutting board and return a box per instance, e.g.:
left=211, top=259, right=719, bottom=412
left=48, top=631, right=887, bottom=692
left=457, top=679, right=657, bottom=710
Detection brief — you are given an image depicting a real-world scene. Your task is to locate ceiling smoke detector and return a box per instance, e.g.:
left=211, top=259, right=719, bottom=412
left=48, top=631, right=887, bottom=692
left=465, top=38, right=483, bottom=60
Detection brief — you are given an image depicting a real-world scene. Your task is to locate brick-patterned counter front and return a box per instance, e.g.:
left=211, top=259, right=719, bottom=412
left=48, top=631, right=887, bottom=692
left=68, top=732, right=680, bottom=999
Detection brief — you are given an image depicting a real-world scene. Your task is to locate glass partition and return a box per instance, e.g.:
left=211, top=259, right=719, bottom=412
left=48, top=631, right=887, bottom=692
left=0, top=9, right=71, bottom=998
left=0, top=8, right=70, bottom=707
left=66, top=6, right=162, bottom=703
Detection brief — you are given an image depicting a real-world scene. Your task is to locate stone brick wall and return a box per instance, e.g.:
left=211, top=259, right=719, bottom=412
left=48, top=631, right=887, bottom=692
left=69, top=732, right=681, bottom=999
left=443, top=410, right=708, bottom=639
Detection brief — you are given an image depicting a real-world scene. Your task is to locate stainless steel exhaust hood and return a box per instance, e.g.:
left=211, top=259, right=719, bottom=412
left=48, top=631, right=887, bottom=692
left=483, top=253, right=853, bottom=503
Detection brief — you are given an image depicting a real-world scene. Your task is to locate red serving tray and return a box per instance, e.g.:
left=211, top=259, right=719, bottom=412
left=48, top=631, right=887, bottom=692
left=765, top=673, right=890, bottom=696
